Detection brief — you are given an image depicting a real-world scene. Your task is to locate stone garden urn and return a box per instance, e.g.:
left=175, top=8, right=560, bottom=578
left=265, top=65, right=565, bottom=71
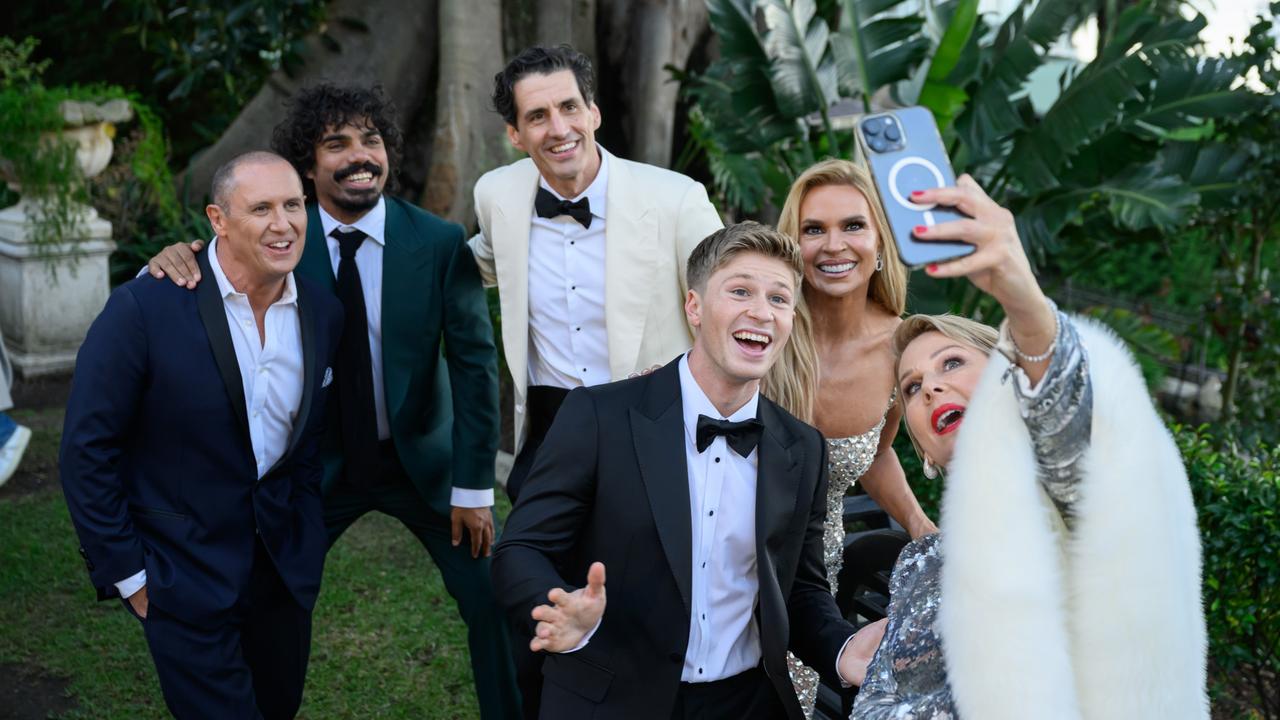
left=0, top=98, right=131, bottom=377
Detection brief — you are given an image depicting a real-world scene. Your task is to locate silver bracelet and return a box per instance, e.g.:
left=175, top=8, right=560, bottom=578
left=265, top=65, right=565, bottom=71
left=1007, top=298, right=1059, bottom=363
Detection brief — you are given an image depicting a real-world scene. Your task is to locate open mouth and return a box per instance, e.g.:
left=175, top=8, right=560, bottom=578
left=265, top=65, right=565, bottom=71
left=732, top=329, right=772, bottom=356
left=931, top=404, right=964, bottom=435
left=548, top=140, right=579, bottom=158
left=265, top=239, right=295, bottom=255
left=336, top=163, right=382, bottom=189
left=817, top=260, right=856, bottom=276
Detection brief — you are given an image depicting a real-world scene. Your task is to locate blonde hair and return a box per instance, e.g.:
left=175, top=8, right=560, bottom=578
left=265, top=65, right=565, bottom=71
left=762, top=159, right=909, bottom=423
left=686, top=221, right=803, bottom=293
left=891, top=313, right=999, bottom=464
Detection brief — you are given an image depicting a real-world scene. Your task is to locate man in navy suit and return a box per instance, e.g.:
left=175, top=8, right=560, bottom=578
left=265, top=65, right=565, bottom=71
left=60, top=151, right=343, bottom=719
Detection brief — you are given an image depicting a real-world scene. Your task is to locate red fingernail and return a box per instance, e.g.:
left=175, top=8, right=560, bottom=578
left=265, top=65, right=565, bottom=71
left=927, top=263, right=938, bottom=273
left=914, top=225, right=927, bottom=235
left=911, top=190, right=924, bottom=198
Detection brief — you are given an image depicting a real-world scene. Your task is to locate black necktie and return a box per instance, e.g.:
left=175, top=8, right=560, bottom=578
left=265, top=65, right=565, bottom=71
left=332, top=228, right=379, bottom=480
left=534, top=186, right=592, bottom=228
left=696, top=415, right=764, bottom=457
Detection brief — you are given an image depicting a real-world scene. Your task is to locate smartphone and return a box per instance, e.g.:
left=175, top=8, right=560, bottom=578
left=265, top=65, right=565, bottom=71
left=855, top=106, right=974, bottom=268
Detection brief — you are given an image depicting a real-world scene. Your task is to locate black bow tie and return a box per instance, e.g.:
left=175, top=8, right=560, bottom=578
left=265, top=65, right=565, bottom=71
left=696, top=415, right=764, bottom=457
left=535, top=186, right=592, bottom=228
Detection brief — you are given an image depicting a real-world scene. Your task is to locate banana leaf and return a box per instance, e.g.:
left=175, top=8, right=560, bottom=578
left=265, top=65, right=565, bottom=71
left=759, top=0, right=840, bottom=119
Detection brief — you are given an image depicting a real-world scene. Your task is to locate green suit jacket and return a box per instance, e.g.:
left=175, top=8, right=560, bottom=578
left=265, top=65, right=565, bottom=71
left=296, top=198, right=499, bottom=515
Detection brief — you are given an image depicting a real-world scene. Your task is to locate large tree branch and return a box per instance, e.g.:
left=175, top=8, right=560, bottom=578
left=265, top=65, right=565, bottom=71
left=176, top=0, right=439, bottom=202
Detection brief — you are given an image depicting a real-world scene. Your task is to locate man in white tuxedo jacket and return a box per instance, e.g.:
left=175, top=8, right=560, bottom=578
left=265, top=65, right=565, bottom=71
left=469, top=45, right=723, bottom=508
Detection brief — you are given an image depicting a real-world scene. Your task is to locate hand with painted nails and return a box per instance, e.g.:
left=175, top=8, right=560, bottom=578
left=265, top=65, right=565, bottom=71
left=910, top=175, right=1056, bottom=371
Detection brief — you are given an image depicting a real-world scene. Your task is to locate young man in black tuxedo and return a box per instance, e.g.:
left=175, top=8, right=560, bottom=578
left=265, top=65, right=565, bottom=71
left=491, top=222, right=879, bottom=719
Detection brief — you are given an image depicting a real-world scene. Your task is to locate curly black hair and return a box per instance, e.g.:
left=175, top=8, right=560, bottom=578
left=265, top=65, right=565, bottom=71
left=492, top=45, right=595, bottom=127
left=270, top=83, right=403, bottom=198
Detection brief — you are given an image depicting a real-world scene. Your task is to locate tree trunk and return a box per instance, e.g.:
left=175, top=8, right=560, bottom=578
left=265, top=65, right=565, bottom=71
left=421, top=0, right=510, bottom=225
left=535, top=0, right=597, bottom=61
left=598, top=0, right=709, bottom=167
left=176, top=0, right=439, bottom=202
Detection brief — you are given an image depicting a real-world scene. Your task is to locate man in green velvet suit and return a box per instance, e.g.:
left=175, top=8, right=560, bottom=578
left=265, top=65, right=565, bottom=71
left=147, top=84, right=520, bottom=719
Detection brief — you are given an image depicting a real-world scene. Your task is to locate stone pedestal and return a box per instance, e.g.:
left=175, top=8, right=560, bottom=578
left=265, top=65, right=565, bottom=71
left=0, top=199, right=115, bottom=378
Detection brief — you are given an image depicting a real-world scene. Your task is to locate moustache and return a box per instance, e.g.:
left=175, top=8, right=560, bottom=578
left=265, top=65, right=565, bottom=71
left=334, top=162, right=383, bottom=182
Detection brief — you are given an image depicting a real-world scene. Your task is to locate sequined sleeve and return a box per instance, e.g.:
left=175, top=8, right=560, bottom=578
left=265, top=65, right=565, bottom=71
left=1004, top=311, right=1093, bottom=523
left=850, top=534, right=957, bottom=719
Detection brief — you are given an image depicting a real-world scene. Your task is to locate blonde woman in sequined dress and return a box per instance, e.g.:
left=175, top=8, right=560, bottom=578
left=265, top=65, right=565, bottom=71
left=763, top=159, right=937, bottom=716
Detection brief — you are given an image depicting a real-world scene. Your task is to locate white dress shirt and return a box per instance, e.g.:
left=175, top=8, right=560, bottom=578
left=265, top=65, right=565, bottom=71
left=317, top=198, right=492, bottom=509
left=115, top=236, right=304, bottom=599
left=526, top=148, right=610, bottom=390
left=677, top=354, right=763, bottom=682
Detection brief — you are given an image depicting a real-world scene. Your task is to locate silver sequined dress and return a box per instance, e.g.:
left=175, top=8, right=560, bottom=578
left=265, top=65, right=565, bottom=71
left=788, top=390, right=897, bottom=716
left=851, top=311, right=1092, bottom=719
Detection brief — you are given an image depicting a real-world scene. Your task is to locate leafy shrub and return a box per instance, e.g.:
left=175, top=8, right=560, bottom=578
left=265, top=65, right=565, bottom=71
left=1179, top=425, right=1280, bottom=719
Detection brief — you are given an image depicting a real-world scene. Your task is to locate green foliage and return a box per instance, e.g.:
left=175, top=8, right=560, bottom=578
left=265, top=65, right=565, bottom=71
left=11, top=0, right=328, bottom=165
left=0, top=39, right=92, bottom=253
left=1179, top=426, right=1280, bottom=719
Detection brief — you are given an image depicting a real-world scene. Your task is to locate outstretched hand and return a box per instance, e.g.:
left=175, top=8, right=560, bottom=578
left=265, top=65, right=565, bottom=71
left=530, top=562, right=607, bottom=653
left=910, top=175, right=1043, bottom=313
left=911, top=174, right=1057, bottom=368
left=148, top=239, right=206, bottom=289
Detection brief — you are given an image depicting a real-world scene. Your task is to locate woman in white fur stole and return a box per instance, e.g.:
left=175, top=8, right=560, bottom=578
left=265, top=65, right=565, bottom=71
left=849, top=176, right=1207, bottom=719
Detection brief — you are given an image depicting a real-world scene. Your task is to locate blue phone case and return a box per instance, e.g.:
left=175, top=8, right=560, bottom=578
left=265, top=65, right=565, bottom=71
left=856, top=106, right=974, bottom=268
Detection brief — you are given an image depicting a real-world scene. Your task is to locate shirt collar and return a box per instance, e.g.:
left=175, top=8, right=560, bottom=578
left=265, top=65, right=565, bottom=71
left=207, top=236, right=299, bottom=306
left=678, top=353, right=759, bottom=448
left=318, top=195, right=387, bottom=246
left=537, top=145, right=610, bottom=221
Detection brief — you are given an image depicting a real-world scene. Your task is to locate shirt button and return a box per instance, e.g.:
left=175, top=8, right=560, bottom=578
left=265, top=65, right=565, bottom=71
left=701, top=613, right=706, bottom=620
left=576, top=327, right=581, bottom=332
left=701, top=562, right=706, bottom=569
left=714, top=457, right=720, bottom=463
left=571, top=285, right=577, bottom=291
left=698, top=668, right=703, bottom=675
left=709, top=510, right=714, bottom=516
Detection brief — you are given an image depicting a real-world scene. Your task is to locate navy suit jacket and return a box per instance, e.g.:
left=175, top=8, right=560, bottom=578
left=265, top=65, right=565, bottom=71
left=60, top=249, right=343, bottom=626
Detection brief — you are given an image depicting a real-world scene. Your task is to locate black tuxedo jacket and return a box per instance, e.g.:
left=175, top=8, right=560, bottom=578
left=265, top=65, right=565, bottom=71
left=61, top=250, right=343, bottom=626
left=492, top=359, right=854, bottom=719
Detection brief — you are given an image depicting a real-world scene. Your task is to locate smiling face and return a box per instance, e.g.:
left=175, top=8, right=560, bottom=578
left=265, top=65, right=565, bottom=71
left=896, top=331, right=991, bottom=469
left=206, top=158, right=307, bottom=284
left=506, top=69, right=602, bottom=199
left=308, top=118, right=388, bottom=223
left=798, top=183, right=882, bottom=300
left=686, top=251, right=797, bottom=394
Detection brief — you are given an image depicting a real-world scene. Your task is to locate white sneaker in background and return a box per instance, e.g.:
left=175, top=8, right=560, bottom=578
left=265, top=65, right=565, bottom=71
left=0, top=424, right=32, bottom=488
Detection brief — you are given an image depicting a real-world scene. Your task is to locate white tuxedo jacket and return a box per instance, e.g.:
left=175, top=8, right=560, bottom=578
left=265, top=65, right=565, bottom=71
left=469, top=151, right=723, bottom=452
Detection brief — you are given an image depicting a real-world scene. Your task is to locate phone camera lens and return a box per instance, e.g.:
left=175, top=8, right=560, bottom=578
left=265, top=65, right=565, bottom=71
left=862, top=121, right=881, bottom=137
left=884, top=124, right=901, bottom=142
left=868, top=137, right=888, bottom=153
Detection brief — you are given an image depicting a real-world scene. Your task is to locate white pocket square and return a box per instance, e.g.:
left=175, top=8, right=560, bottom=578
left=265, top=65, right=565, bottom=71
left=322, top=367, right=333, bottom=388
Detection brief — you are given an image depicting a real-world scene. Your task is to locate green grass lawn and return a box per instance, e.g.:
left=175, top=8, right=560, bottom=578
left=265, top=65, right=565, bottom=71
left=0, top=406, right=507, bottom=719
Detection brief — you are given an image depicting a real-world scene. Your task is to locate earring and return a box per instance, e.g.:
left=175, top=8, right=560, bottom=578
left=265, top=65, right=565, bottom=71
left=922, top=458, right=938, bottom=479
left=875, top=253, right=884, bottom=272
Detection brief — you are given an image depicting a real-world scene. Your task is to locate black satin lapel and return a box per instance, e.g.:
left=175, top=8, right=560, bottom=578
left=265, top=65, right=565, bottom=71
left=283, top=278, right=318, bottom=459
left=194, top=249, right=250, bottom=442
left=756, top=401, right=801, bottom=556
left=631, top=378, right=693, bottom=614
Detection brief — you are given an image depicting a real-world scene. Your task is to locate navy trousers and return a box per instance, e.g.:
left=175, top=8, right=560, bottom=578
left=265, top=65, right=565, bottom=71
left=135, top=539, right=312, bottom=720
